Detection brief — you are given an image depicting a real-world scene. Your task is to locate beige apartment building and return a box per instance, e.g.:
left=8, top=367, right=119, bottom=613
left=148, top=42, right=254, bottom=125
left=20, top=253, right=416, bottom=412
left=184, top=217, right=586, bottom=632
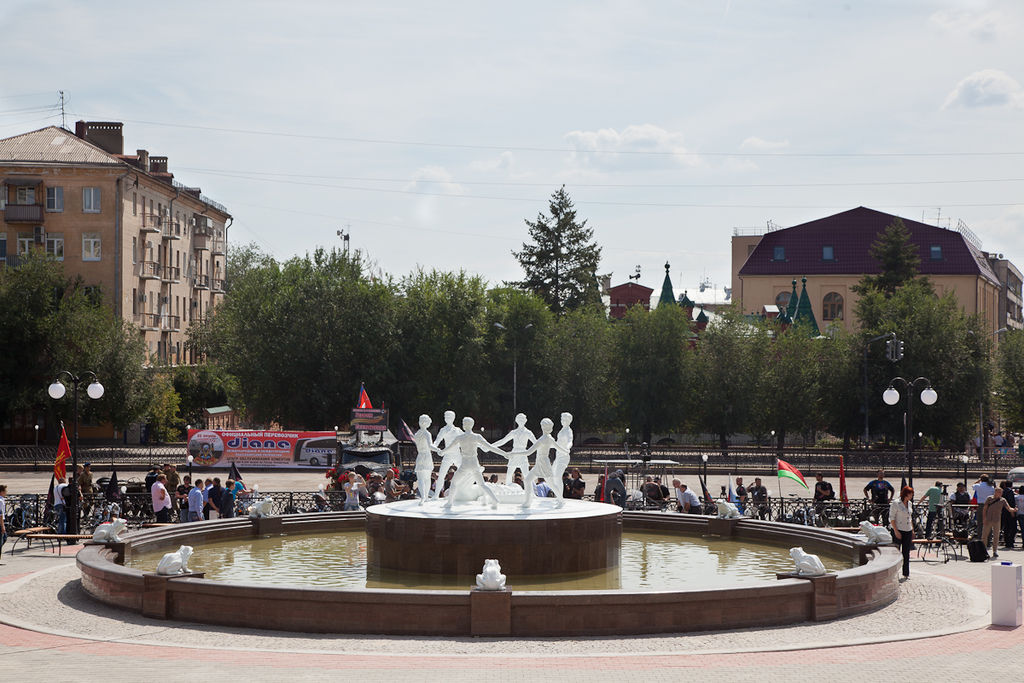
left=731, top=207, right=1010, bottom=334
left=0, top=121, right=230, bottom=365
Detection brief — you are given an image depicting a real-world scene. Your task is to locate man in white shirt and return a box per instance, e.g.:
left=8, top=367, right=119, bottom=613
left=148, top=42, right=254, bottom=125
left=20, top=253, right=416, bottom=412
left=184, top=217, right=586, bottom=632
left=187, top=479, right=205, bottom=522
left=534, top=477, right=553, bottom=498
left=151, top=474, right=172, bottom=523
left=53, top=477, right=68, bottom=534
left=675, top=481, right=702, bottom=514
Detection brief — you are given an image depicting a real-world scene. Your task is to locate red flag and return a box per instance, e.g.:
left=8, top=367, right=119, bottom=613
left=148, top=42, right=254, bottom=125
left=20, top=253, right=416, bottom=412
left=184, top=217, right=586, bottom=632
left=601, top=464, right=608, bottom=502
left=54, top=424, right=71, bottom=479
left=839, top=455, right=849, bottom=509
left=357, top=384, right=373, bottom=409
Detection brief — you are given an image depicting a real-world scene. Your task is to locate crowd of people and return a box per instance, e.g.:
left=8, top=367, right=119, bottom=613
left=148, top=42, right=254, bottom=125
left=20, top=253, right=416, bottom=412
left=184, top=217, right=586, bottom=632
left=145, top=463, right=251, bottom=523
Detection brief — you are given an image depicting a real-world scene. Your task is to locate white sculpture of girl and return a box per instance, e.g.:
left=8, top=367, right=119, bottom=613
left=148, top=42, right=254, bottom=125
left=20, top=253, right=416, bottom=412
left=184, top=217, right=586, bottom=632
left=519, top=418, right=570, bottom=509
left=430, top=410, right=464, bottom=500
left=552, top=412, right=574, bottom=493
left=413, top=414, right=440, bottom=505
left=490, top=413, right=537, bottom=485
left=439, top=416, right=503, bottom=509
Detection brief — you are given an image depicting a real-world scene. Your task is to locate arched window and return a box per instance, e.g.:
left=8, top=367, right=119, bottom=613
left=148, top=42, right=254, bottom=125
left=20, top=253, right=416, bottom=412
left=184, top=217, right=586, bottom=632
left=775, top=291, right=791, bottom=308
left=823, top=292, right=843, bottom=321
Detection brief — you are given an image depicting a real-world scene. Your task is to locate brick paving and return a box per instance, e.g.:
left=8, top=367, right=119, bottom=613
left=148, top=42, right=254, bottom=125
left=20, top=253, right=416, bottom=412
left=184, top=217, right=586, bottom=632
left=0, top=543, right=1020, bottom=680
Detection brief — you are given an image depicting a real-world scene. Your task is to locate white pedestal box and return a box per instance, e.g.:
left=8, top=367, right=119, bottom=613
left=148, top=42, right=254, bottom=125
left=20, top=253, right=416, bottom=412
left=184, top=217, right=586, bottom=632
left=991, top=562, right=1022, bottom=627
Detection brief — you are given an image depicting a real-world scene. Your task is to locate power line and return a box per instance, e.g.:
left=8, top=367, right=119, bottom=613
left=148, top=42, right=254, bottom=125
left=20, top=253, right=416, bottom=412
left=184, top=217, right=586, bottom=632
left=74, top=114, right=1024, bottom=158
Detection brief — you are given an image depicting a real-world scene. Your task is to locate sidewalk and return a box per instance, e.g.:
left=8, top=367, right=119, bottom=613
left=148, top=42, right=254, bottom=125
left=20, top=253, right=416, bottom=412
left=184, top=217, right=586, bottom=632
left=0, top=541, right=1020, bottom=681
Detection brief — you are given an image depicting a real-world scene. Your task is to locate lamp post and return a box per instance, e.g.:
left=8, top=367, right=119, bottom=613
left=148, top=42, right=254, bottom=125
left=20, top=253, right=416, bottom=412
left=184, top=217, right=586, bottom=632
left=624, top=427, right=630, bottom=457
left=701, top=452, right=708, bottom=486
left=960, top=454, right=968, bottom=488
left=47, top=371, right=104, bottom=535
left=187, top=454, right=194, bottom=480
left=882, top=376, right=937, bottom=488
left=34, top=423, right=39, bottom=447
left=493, top=322, right=533, bottom=415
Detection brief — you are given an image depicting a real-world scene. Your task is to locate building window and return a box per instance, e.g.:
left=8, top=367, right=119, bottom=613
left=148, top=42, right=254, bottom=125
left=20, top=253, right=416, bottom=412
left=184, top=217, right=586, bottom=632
left=45, top=232, right=64, bottom=260
left=17, top=232, right=32, bottom=255
left=773, top=245, right=785, bottom=261
left=15, top=187, right=35, bottom=204
left=0, top=233, right=6, bottom=263
left=83, top=187, right=101, bottom=213
left=82, top=232, right=101, bottom=261
left=775, top=291, right=791, bottom=308
left=930, top=244, right=942, bottom=260
left=822, top=245, right=834, bottom=261
left=133, top=192, right=137, bottom=216
left=823, top=292, right=844, bottom=321
left=45, top=187, right=63, bottom=212
left=132, top=236, right=137, bottom=264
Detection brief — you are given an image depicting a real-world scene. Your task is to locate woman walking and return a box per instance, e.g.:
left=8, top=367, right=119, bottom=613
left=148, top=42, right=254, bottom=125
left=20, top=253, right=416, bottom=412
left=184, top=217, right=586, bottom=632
left=890, top=485, right=914, bottom=581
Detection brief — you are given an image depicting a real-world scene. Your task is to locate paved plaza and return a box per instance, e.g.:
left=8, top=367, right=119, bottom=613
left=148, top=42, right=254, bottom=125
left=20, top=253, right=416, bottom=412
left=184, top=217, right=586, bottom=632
left=0, top=530, right=1021, bottom=681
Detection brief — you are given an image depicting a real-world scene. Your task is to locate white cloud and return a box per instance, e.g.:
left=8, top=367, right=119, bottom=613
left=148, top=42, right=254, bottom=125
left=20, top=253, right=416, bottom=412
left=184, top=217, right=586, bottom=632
left=403, top=166, right=465, bottom=195
left=563, top=124, right=699, bottom=170
left=943, top=69, right=1024, bottom=109
left=469, top=151, right=515, bottom=173
left=929, top=9, right=1003, bottom=41
left=739, top=136, right=790, bottom=151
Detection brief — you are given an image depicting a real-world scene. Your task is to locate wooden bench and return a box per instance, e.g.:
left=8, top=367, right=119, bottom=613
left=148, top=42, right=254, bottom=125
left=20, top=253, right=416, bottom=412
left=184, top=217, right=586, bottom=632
left=8, top=526, right=52, bottom=553
left=915, top=537, right=960, bottom=562
left=24, top=533, right=94, bottom=555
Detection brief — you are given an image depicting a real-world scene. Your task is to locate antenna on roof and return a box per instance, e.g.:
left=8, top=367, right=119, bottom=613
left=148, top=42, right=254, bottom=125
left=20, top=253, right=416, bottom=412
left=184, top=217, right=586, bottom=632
left=58, top=90, right=66, bottom=130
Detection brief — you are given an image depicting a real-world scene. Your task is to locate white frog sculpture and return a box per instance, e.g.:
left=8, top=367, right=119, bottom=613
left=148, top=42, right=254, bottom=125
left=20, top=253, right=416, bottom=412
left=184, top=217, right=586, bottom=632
left=91, top=518, right=127, bottom=543
left=475, top=559, right=507, bottom=591
left=716, top=499, right=741, bottom=519
left=790, top=547, right=827, bottom=577
left=156, top=545, right=194, bottom=575
left=247, top=497, right=274, bottom=519
left=858, top=520, right=893, bottom=545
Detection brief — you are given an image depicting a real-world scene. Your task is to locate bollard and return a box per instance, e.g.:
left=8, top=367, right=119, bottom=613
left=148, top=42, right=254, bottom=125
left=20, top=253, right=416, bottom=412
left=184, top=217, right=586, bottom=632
left=991, top=562, right=1022, bottom=627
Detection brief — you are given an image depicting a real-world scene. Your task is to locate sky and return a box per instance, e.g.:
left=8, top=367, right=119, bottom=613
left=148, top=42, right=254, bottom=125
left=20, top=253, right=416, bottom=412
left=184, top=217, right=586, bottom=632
left=2, top=0, right=1023, bottom=294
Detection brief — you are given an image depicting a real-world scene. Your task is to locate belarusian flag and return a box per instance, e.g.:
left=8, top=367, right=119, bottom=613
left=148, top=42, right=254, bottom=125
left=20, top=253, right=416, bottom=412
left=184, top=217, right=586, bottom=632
left=777, top=458, right=808, bottom=490
left=54, top=423, right=71, bottom=479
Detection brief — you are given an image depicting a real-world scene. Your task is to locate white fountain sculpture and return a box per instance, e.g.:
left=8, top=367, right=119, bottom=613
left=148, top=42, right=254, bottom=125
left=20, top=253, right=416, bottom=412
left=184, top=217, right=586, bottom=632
left=429, top=410, right=464, bottom=500
left=518, top=417, right=570, bottom=509
left=475, top=559, right=507, bottom=590
left=91, top=518, right=127, bottom=543
left=716, top=500, right=742, bottom=519
left=491, top=413, right=537, bottom=485
left=857, top=520, right=893, bottom=545
left=248, top=497, right=275, bottom=518
left=156, top=545, right=194, bottom=575
left=790, top=547, right=827, bottom=576
left=413, top=414, right=441, bottom=505
left=440, top=417, right=503, bottom=509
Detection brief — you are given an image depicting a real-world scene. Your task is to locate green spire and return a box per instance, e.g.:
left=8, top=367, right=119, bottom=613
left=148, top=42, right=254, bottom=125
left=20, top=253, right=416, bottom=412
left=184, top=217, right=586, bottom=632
left=793, top=277, right=820, bottom=335
left=658, top=261, right=675, bottom=306
left=678, top=290, right=695, bottom=309
left=695, top=307, right=709, bottom=323
left=785, top=279, right=798, bottom=320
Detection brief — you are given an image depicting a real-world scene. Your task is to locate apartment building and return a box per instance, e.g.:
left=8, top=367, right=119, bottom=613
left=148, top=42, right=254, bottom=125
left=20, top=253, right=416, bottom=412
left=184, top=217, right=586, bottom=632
left=0, top=121, right=230, bottom=365
left=731, top=207, right=1007, bottom=334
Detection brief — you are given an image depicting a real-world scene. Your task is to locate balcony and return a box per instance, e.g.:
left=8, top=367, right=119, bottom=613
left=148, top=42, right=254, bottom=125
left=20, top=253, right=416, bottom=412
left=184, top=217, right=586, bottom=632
left=141, top=214, right=161, bottom=233
left=4, top=204, right=43, bottom=222
left=193, top=274, right=210, bottom=290
left=137, top=261, right=161, bottom=279
left=134, top=312, right=160, bottom=331
left=162, top=265, right=181, bottom=283
left=212, top=239, right=225, bottom=255
left=212, top=277, right=225, bottom=292
left=161, top=314, right=181, bottom=331
left=193, top=234, right=210, bottom=251
left=161, top=221, right=182, bottom=240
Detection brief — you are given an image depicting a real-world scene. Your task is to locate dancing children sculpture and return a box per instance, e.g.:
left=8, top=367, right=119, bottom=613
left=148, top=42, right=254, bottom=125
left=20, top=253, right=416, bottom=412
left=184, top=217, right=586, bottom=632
left=413, top=414, right=441, bottom=504
left=430, top=410, right=464, bottom=500
left=491, top=413, right=537, bottom=485
left=552, top=412, right=574, bottom=490
left=440, top=417, right=503, bottom=509
left=518, top=417, right=571, bottom=509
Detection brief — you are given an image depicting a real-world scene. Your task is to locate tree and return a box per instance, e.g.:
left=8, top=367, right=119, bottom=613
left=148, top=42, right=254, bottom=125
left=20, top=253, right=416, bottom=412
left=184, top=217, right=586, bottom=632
left=854, top=218, right=921, bottom=296
left=614, top=304, right=695, bottom=443
left=996, top=329, right=1024, bottom=433
left=513, top=186, right=602, bottom=314
left=483, top=287, right=552, bottom=424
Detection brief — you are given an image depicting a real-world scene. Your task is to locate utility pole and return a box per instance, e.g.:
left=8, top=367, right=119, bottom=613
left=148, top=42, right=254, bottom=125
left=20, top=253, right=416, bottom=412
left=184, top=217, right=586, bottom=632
left=336, top=226, right=350, bottom=254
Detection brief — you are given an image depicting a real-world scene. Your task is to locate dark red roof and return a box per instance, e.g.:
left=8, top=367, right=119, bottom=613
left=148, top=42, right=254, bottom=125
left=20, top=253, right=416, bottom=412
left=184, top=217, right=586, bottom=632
left=607, top=282, right=654, bottom=296
left=738, top=207, right=998, bottom=283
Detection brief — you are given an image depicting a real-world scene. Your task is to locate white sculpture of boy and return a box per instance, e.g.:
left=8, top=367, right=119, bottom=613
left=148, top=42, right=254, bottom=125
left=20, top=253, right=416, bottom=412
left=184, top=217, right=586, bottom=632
left=430, top=410, right=464, bottom=499
left=519, top=418, right=570, bottom=509
left=490, top=413, right=537, bottom=485
left=413, top=414, right=440, bottom=505
left=440, top=416, right=503, bottom=509
left=551, top=412, right=574, bottom=493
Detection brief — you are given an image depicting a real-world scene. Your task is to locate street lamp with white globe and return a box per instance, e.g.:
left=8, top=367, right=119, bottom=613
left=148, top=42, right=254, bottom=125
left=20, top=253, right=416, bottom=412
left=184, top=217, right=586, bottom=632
left=882, top=376, right=937, bottom=487
left=47, top=370, right=104, bottom=534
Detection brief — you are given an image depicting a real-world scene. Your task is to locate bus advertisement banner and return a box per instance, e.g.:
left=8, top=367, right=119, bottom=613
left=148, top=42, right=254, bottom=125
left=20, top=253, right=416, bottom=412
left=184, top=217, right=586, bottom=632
left=186, top=429, right=337, bottom=468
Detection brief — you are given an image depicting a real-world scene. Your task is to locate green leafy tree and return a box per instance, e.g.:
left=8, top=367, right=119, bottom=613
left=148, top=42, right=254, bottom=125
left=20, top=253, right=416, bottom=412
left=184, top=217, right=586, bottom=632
left=854, top=218, right=921, bottom=296
left=147, top=371, right=183, bottom=442
left=692, top=310, right=759, bottom=453
left=614, top=304, right=695, bottom=443
left=513, top=186, right=602, bottom=314
left=996, top=329, right=1024, bottom=433
left=815, top=330, right=865, bottom=448
left=483, top=287, right=552, bottom=424
left=172, top=364, right=237, bottom=427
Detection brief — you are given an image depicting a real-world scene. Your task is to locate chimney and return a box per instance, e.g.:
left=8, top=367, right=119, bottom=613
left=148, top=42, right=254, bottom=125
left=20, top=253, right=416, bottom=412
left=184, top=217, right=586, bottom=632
left=73, top=121, right=124, bottom=155
left=150, top=156, right=168, bottom=174
left=136, top=149, right=150, bottom=172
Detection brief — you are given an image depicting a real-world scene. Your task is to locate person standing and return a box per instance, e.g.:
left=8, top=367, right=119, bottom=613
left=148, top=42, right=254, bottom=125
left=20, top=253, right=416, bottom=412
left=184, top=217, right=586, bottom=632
left=1000, top=481, right=1017, bottom=549
left=343, top=472, right=363, bottom=511
left=0, top=484, right=7, bottom=557
left=981, top=487, right=1016, bottom=559
left=813, top=473, right=835, bottom=502
left=151, top=474, right=172, bottom=523
left=890, top=485, right=915, bottom=580
left=176, top=475, right=192, bottom=522
left=163, top=464, right=180, bottom=517
left=864, top=470, right=895, bottom=526
left=220, top=480, right=236, bottom=519
left=734, top=477, right=748, bottom=513
left=918, top=481, right=944, bottom=539
left=187, top=479, right=204, bottom=522
left=53, top=477, right=68, bottom=534
left=566, top=469, right=586, bottom=500
left=1015, top=486, right=1024, bottom=546
left=605, top=470, right=627, bottom=508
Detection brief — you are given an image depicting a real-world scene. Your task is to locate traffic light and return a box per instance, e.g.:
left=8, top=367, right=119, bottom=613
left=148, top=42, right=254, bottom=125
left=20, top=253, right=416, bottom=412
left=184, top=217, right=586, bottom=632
left=886, top=339, right=893, bottom=361
left=896, top=340, right=905, bottom=361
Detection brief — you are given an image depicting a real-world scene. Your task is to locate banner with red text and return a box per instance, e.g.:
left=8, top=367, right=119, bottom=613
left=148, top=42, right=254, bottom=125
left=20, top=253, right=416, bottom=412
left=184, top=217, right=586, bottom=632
left=186, top=429, right=337, bottom=468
